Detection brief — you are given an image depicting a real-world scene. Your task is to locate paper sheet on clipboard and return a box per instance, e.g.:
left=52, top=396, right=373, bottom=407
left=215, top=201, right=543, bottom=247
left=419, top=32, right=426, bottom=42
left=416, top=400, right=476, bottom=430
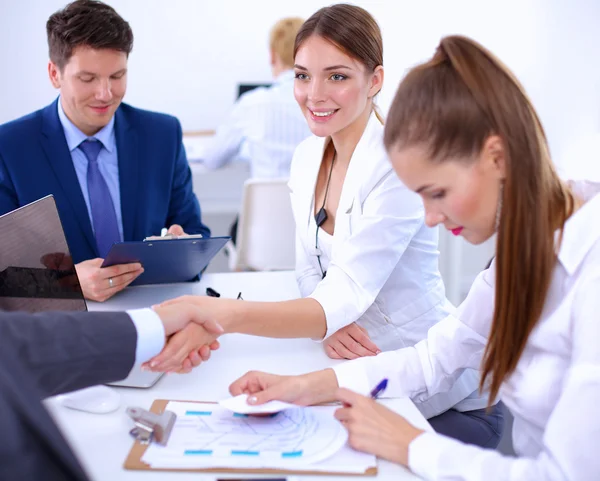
left=140, top=401, right=376, bottom=473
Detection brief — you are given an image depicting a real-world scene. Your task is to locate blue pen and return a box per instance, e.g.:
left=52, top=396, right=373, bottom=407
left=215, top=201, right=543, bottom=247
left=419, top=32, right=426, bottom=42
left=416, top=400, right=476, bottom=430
left=369, top=378, right=388, bottom=399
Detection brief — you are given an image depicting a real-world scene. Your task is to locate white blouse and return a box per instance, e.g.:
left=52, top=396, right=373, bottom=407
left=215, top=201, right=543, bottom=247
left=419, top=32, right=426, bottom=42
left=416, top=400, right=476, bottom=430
left=290, top=113, right=484, bottom=418
left=334, top=184, right=600, bottom=480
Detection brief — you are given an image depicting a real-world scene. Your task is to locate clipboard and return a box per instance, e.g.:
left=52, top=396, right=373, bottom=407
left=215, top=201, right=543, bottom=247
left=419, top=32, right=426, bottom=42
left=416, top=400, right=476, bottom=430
left=124, top=399, right=378, bottom=476
left=101, top=236, right=229, bottom=285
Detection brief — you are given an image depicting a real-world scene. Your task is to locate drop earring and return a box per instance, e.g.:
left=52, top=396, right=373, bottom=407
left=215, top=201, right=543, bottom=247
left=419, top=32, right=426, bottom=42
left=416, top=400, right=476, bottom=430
left=495, top=183, right=504, bottom=232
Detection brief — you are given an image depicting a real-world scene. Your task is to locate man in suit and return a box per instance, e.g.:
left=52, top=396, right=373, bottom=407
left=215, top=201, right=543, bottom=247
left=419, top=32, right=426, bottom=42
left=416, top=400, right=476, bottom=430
left=0, top=302, right=223, bottom=480
left=0, top=0, right=210, bottom=302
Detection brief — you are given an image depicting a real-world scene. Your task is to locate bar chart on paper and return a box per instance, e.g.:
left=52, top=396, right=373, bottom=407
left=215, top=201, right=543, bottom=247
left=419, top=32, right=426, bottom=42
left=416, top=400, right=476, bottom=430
left=141, top=401, right=368, bottom=471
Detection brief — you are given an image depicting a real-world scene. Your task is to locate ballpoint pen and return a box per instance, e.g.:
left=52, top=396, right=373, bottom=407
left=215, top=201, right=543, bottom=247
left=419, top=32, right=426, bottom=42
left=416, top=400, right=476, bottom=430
left=369, top=378, right=388, bottom=399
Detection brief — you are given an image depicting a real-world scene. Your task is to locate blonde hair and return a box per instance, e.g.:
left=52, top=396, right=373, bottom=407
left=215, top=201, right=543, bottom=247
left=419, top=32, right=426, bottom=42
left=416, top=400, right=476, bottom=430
left=269, top=17, right=304, bottom=68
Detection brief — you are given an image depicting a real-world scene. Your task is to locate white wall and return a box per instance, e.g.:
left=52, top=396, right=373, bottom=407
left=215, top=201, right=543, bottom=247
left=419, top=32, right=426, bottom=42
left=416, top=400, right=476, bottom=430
left=1, top=0, right=599, bottom=288
left=1, top=0, right=599, bottom=177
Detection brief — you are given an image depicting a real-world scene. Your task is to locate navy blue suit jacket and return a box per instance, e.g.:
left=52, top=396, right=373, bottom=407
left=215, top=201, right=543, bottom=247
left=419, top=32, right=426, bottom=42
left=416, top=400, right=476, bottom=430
left=0, top=99, right=210, bottom=263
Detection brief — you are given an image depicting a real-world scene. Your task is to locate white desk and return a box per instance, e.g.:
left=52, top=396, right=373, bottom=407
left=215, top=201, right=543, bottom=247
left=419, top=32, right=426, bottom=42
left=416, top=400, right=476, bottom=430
left=46, top=272, right=427, bottom=480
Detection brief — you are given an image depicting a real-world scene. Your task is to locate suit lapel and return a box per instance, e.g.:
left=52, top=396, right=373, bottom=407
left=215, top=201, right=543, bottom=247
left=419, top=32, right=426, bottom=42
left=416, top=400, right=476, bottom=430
left=114, top=107, right=139, bottom=242
left=40, top=100, right=97, bottom=256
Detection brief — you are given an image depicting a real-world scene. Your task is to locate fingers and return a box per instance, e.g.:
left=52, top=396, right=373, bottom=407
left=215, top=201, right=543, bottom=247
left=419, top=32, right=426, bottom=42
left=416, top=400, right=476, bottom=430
left=229, top=372, right=256, bottom=396
left=148, top=331, right=192, bottom=371
left=325, top=344, right=344, bottom=359
left=209, top=340, right=220, bottom=351
left=150, top=323, right=218, bottom=372
left=83, top=270, right=143, bottom=302
left=229, top=371, right=274, bottom=398
left=198, top=345, right=211, bottom=362
left=108, top=268, right=144, bottom=289
left=76, top=258, right=144, bottom=302
left=327, top=339, right=359, bottom=360
left=339, top=334, right=375, bottom=358
left=349, top=324, right=380, bottom=355
left=168, top=224, right=185, bottom=236
left=247, top=384, right=285, bottom=405
left=335, top=387, right=365, bottom=407
left=105, top=262, right=144, bottom=277
left=177, top=359, right=193, bottom=374
left=334, top=406, right=353, bottom=424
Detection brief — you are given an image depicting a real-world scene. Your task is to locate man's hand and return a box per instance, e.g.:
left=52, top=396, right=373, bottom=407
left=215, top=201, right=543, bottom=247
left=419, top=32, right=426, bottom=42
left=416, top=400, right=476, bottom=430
left=144, top=302, right=225, bottom=373
left=323, top=322, right=381, bottom=360
left=75, top=258, right=144, bottom=302
left=167, top=224, right=186, bottom=236
left=143, top=323, right=221, bottom=373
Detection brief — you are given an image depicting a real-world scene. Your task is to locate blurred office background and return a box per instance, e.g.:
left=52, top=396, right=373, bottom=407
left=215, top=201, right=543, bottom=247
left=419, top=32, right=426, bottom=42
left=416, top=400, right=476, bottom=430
left=1, top=0, right=599, bottom=304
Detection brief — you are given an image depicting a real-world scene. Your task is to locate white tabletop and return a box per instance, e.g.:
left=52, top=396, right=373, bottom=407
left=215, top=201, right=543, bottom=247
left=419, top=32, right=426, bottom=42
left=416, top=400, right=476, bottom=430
left=46, top=271, right=427, bottom=480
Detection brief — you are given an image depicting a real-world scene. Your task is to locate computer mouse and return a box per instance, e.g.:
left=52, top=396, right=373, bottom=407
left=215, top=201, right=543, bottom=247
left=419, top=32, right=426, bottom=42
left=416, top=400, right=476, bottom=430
left=58, top=385, right=121, bottom=414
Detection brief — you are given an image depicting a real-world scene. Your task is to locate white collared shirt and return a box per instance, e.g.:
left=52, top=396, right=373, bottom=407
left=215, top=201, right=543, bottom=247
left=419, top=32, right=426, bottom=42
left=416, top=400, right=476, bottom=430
left=126, top=309, right=165, bottom=364
left=200, top=70, right=311, bottom=179
left=334, top=181, right=600, bottom=480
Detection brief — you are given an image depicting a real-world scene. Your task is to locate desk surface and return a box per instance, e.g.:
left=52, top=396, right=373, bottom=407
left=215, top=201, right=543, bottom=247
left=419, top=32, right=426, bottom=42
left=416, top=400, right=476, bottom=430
left=47, top=272, right=426, bottom=480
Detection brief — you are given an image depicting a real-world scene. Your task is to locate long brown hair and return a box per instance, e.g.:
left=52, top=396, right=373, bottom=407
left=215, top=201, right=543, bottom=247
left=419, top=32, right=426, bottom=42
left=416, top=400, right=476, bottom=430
left=383, top=35, right=574, bottom=402
left=294, top=4, right=384, bottom=123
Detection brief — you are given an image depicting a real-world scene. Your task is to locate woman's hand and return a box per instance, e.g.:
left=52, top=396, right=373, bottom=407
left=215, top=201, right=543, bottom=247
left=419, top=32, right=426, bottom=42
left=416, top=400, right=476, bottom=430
left=324, top=322, right=381, bottom=359
left=334, top=388, right=425, bottom=467
left=229, top=369, right=339, bottom=406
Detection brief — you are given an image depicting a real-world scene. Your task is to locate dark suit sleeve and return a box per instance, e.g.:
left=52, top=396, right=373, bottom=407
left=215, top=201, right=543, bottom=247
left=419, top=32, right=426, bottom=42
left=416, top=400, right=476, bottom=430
left=166, top=118, right=211, bottom=237
left=0, top=310, right=137, bottom=398
left=0, top=151, right=20, bottom=216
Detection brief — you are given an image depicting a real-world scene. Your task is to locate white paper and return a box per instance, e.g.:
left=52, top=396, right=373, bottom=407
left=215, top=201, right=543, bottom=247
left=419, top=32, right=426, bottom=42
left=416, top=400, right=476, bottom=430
left=140, top=401, right=375, bottom=473
left=219, top=393, right=296, bottom=414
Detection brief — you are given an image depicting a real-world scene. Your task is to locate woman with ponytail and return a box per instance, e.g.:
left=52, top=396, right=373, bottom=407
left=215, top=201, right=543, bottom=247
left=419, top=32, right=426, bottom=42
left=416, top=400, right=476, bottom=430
left=148, top=6, right=501, bottom=448
left=227, top=35, right=600, bottom=479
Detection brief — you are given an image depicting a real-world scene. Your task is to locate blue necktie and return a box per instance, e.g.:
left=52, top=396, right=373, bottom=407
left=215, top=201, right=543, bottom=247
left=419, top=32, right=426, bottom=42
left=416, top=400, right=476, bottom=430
left=79, top=139, right=120, bottom=258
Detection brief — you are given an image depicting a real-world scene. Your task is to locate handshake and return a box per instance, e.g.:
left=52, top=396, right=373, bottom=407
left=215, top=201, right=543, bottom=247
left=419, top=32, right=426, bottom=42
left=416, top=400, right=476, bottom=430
left=142, top=296, right=230, bottom=374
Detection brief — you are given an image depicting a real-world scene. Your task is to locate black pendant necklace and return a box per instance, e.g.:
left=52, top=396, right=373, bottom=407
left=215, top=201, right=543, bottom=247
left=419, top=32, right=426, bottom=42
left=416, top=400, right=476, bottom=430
left=314, top=151, right=336, bottom=279
left=315, top=152, right=336, bottom=228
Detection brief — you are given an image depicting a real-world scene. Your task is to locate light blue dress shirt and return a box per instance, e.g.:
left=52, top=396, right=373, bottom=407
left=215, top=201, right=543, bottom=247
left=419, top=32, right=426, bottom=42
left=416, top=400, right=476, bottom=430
left=57, top=99, right=124, bottom=242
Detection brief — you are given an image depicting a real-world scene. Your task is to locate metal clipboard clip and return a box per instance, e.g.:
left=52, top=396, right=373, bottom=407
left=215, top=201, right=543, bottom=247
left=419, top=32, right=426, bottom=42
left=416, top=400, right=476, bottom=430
left=126, top=406, right=176, bottom=446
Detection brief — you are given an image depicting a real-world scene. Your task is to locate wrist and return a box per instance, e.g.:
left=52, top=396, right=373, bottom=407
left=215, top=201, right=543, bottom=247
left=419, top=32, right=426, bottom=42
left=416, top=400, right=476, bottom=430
left=394, top=426, right=426, bottom=466
left=304, top=368, right=339, bottom=404
left=217, top=299, right=243, bottom=334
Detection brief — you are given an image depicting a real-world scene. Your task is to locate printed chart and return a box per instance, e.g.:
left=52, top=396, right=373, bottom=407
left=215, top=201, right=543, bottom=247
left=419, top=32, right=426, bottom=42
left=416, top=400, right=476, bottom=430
left=142, top=401, right=349, bottom=469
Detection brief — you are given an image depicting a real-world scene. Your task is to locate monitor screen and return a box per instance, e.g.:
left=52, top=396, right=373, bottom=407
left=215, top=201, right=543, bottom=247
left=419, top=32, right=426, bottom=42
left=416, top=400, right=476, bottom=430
left=0, top=196, right=87, bottom=312
left=237, top=83, right=272, bottom=99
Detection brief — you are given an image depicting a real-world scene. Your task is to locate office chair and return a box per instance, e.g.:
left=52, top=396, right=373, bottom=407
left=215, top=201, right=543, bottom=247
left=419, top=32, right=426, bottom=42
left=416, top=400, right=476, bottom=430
left=225, top=178, right=296, bottom=271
